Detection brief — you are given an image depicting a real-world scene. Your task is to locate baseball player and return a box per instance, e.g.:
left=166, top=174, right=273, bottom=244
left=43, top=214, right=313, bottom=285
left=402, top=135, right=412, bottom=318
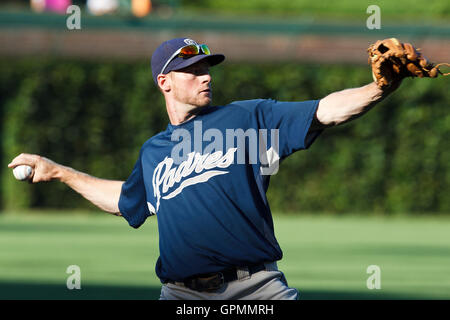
left=8, top=37, right=442, bottom=300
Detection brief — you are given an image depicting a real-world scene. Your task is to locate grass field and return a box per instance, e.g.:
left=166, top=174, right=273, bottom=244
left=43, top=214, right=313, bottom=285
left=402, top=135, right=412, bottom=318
left=0, top=211, right=449, bottom=300
left=182, top=0, right=450, bottom=22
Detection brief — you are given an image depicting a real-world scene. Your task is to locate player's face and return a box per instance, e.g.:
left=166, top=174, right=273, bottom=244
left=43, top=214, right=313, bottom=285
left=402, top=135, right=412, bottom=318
left=169, top=61, right=212, bottom=108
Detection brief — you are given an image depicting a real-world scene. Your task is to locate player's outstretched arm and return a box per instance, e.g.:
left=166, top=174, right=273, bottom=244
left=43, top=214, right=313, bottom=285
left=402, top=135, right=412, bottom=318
left=8, top=153, right=124, bottom=216
left=312, top=81, right=400, bottom=130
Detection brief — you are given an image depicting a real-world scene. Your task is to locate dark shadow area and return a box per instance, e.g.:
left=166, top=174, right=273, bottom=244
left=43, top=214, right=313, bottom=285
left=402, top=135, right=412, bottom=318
left=0, top=281, right=161, bottom=300
left=300, top=290, right=436, bottom=300
left=0, top=281, right=436, bottom=300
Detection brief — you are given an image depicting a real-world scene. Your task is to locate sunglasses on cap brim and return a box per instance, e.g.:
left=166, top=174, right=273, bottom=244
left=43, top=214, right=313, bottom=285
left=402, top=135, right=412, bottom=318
left=160, top=44, right=211, bottom=75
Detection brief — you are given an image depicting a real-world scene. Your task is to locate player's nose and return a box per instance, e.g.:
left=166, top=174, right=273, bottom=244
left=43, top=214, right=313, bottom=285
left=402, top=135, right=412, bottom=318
left=200, top=71, right=211, bottom=85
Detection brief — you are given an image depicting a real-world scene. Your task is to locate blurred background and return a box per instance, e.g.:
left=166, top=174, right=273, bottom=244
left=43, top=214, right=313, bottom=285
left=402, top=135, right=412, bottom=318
left=0, top=0, right=449, bottom=300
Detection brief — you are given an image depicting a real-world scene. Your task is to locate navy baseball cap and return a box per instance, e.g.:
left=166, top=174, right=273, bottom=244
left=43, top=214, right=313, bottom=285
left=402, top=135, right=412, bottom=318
left=151, top=38, right=225, bottom=85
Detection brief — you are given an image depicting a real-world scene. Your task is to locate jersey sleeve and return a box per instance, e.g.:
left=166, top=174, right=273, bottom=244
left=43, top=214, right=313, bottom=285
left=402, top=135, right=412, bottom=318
left=118, top=151, right=151, bottom=229
left=260, top=99, right=322, bottom=159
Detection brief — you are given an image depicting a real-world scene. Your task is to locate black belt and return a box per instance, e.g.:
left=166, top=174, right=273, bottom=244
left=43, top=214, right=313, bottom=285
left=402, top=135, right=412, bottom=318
left=165, top=263, right=267, bottom=292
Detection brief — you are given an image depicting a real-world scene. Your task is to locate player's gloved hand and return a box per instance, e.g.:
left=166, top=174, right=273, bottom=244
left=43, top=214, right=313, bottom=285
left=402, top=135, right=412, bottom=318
left=367, top=38, right=449, bottom=89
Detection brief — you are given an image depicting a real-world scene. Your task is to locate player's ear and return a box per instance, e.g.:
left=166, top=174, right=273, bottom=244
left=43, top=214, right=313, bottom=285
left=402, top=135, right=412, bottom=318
left=157, top=74, right=171, bottom=92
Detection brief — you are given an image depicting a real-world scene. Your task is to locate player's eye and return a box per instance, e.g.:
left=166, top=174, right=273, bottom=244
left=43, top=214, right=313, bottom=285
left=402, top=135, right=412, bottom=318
left=195, top=67, right=209, bottom=76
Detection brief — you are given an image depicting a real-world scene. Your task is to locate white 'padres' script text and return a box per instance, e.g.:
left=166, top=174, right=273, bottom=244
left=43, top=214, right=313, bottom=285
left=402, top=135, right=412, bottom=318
left=151, top=148, right=237, bottom=213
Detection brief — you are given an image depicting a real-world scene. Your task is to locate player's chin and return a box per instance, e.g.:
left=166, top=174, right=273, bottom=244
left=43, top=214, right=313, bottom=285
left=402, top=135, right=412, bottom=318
left=197, top=94, right=212, bottom=107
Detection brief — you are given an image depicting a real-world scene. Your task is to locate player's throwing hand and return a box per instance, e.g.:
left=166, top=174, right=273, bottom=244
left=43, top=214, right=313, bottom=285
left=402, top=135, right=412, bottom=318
left=8, top=153, right=60, bottom=183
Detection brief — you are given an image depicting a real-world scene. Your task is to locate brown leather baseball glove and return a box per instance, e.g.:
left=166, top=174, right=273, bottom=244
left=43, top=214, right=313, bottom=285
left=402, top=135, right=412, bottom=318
left=367, top=38, right=449, bottom=89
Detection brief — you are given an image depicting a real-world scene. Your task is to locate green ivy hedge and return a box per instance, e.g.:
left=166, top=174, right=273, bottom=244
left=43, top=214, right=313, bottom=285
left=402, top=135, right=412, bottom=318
left=1, top=58, right=449, bottom=214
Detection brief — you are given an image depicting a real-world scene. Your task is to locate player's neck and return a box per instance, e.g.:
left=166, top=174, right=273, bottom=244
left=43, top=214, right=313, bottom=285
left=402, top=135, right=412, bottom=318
left=166, top=102, right=205, bottom=126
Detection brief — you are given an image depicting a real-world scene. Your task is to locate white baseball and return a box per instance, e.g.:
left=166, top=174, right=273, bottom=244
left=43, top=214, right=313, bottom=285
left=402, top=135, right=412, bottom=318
left=13, top=165, right=33, bottom=181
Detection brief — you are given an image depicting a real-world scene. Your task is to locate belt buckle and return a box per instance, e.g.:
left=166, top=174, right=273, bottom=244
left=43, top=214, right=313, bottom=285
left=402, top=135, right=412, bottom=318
left=185, top=272, right=225, bottom=292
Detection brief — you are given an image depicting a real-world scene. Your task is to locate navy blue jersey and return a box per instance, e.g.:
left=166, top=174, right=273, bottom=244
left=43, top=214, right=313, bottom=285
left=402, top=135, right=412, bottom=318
left=118, top=99, right=322, bottom=282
